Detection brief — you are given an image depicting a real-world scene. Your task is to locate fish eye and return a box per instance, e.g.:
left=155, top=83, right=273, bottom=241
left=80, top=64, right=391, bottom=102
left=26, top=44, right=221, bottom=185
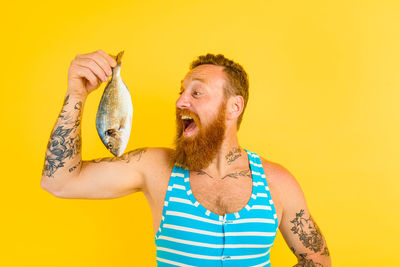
left=107, top=143, right=113, bottom=148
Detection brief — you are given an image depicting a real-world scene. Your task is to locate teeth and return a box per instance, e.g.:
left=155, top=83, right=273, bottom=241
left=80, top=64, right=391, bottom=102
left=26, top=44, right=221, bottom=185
left=181, top=115, right=192, bottom=120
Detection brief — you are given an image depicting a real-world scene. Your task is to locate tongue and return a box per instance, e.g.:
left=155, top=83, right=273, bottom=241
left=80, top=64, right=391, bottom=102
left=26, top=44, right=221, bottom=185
left=185, top=121, right=197, bottom=132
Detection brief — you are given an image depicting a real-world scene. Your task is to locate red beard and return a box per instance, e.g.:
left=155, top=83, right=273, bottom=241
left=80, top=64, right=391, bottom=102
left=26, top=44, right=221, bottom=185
left=173, top=101, right=227, bottom=171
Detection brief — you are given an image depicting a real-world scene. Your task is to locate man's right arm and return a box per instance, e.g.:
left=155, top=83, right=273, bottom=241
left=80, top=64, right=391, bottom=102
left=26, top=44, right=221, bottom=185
left=40, top=50, right=172, bottom=199
left=40, top=89, right=154, bottom=199
left=42, top=142, right=169, bottom=199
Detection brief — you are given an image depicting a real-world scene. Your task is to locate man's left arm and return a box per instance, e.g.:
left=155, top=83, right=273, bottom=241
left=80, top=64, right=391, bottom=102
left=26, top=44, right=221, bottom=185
left=268, top=163, right=331, bottom=266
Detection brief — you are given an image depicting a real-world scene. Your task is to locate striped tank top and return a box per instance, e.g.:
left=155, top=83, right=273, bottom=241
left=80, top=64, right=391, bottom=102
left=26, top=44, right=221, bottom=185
left=154, top=149, right=278, bottom=266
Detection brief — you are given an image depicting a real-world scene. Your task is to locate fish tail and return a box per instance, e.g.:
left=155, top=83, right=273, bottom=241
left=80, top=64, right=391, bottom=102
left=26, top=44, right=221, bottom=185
left=116, top=50, right=124, bottom=65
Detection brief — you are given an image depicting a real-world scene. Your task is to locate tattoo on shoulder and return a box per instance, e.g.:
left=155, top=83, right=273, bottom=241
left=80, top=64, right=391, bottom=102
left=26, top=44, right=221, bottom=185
left=225, top=147, right=242, bottom=165
left=90, top=148, right=147, bottom=163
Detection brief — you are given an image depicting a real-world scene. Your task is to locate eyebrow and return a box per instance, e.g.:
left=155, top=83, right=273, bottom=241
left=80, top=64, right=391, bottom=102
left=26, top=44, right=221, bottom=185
left=180, top=78, right=207, bottom=90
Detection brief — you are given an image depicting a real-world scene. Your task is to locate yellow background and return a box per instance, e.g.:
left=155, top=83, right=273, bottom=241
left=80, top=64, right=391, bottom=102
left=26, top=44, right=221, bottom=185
left=1, top=0, right=399, bottom=266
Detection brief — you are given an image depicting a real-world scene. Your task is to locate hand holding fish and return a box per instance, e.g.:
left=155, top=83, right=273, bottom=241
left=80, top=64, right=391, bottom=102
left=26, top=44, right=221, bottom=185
left=67, top=50, right=117, bottom=98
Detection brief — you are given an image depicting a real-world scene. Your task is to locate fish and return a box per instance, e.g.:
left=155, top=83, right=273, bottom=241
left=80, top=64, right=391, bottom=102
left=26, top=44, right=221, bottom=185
left=96, top=50, right=133, bottom=157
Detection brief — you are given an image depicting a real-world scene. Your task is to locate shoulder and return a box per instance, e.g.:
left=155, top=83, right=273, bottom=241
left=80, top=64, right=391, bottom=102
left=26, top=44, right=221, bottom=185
left=136, top=147, right=176, bottom=190
left=141, top=147, right=175, bottom=161
left=137, top=147, right=175, bottom=172
left=258, top=156, right=298, bottom=189
left=258, top=156, right=307, bottom=209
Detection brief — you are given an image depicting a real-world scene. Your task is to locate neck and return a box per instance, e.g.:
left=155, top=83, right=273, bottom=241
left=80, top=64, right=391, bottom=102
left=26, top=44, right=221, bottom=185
left=201, top=125, right=247, bottom=177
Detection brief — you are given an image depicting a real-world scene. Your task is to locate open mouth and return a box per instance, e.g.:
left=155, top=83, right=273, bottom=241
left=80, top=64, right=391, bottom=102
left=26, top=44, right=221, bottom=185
left=181, top=115, right=199, bottom=137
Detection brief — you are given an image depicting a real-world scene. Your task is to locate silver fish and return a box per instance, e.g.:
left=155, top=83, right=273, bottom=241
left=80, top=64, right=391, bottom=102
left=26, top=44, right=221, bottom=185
left=96, top=51, right=133, bottom=157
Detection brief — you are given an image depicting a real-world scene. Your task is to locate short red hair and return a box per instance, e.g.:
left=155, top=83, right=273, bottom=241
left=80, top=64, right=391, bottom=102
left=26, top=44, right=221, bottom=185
left=189, top=53, right=249, bottom=130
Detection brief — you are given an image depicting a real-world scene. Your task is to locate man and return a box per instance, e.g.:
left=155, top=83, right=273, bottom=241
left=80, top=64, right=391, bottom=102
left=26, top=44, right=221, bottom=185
left=41, top=50, right=331, bottom=266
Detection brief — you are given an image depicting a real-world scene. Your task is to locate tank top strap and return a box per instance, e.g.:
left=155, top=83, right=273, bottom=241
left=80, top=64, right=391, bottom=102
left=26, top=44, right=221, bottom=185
left=244, top=149, right=279, bottom=227
left=155, top=163, right=187, bottom=240
left=245, top=149, right=263, bottom=185
left=166, top=164, right=187, bottom=199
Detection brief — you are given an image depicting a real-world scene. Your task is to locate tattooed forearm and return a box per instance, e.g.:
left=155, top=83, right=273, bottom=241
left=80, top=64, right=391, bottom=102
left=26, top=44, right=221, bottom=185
left=289, top=210, right=331, bottom=266
left=196, top=169, right=251, bottom=180
left=89, top=148, right=147, bottom=163
left=225, top=147, right=242, bottom=165
left=42, top=94, right=83, bottom=178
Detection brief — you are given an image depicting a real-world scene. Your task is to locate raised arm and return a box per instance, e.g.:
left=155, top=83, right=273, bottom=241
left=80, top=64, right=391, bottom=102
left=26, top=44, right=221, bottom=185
left=276, top=166, right=331, bottom=266
left=40, top=50, right=166, bottom=199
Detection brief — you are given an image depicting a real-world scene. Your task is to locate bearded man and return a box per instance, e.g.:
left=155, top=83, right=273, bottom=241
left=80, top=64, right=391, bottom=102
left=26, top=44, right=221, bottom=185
left=41, top=50, right=331, bottom=266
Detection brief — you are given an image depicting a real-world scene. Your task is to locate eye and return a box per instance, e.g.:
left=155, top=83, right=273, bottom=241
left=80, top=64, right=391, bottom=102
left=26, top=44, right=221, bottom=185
left=192, top=90, right=200, bottom=96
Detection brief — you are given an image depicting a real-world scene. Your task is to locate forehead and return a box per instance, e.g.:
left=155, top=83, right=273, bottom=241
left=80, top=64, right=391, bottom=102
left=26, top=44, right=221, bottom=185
left=181, top=64, right=226, bottom=89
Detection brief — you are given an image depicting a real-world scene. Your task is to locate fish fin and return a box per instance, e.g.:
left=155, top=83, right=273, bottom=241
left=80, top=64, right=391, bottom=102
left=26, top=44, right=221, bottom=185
left=110, top=51, right=124, bottom=68
left=116, top=51, right=124, bottom=65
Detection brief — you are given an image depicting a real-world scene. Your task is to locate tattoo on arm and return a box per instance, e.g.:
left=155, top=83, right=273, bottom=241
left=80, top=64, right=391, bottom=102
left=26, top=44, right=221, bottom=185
left=89, top=148, right=147, bottom=163
left=289, top=209, right=330, bottom=266
left=290, top=209, right=325, bottom=253
left=291, top=247, right=324, bottom=267
left=42, top=94, right=83, bottom=178
left=225, top=147, right=242, bottom=165
left=69, top=160, right=82, bottom=173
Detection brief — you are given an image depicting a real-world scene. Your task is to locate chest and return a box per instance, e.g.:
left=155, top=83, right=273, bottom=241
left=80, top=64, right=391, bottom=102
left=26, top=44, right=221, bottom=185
left=146, top=166, right=283, bottom=236
left=188, top=172, right=253, bottom=216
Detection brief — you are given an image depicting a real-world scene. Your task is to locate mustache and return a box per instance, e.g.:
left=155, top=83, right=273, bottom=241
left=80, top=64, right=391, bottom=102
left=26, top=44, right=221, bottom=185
left=176, top=108, right=201, bottom=127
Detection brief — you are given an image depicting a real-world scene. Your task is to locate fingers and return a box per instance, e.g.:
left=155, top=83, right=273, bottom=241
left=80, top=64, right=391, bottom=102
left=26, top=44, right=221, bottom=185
left=68, top=50, right=119, bottom=95
left=96, top=50, right=118, bottom=68
left=74, top=57, right=109, bottom=82
left=74, top=65, right=99, bottom=88
left=75, top=50, right=118, bottom=81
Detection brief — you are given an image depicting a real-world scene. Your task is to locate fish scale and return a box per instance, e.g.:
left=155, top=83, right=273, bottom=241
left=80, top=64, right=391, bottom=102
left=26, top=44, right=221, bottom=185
left=96, top=50, right=133, bottom=157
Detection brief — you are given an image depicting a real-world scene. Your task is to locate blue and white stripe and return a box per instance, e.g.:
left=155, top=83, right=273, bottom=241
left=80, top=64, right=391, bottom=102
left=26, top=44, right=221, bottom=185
left=155, top=149, right=278, bottom=266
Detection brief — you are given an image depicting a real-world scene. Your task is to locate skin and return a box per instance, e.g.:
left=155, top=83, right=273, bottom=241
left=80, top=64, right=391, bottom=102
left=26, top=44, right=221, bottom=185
left=41, top=51, right=331, bottom=266
left=176, top=65, right=330, bottom=265
left=176, top=64, right=244, bottom=174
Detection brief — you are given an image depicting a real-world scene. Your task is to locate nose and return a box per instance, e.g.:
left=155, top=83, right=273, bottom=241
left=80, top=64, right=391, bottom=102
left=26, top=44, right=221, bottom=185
left=176, top=92, right=191, bottom=109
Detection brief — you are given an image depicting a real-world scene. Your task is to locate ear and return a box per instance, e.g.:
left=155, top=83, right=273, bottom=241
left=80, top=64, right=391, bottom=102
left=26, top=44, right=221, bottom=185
left=226, top=95, right=244, bottom=121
